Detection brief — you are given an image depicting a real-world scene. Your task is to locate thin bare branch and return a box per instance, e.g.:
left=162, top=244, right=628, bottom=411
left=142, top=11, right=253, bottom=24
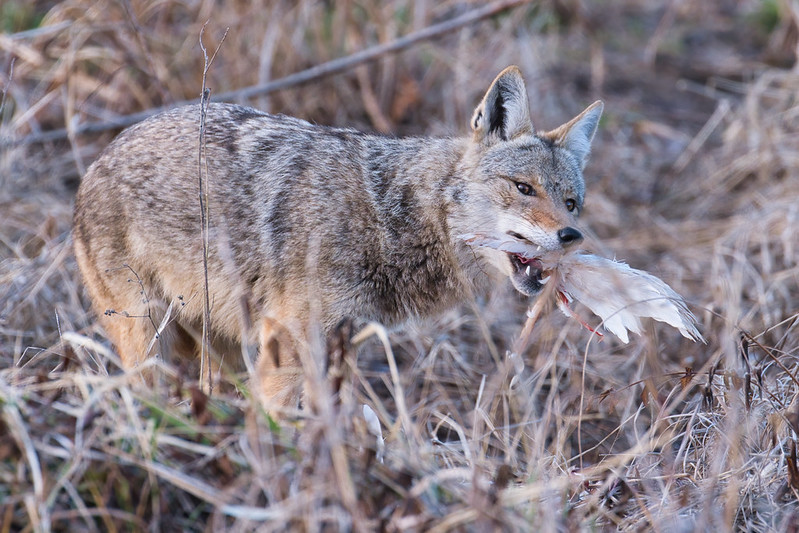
left=3, top=0, right=531, bottom=147
left=197, top=23, right=229, bottom=394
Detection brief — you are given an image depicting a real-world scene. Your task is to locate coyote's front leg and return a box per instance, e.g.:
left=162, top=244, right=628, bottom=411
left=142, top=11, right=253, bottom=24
left=255, top=317, right=304, bottom=412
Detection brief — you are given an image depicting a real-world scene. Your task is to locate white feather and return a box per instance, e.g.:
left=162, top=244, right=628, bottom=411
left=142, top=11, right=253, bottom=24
left=544, top=252, right=704, bottom=343
left=459, top=232, right=704, bottom=343
left=458, top=233, right=541, bottom=259
left=362, top=404, right=385, bottom=463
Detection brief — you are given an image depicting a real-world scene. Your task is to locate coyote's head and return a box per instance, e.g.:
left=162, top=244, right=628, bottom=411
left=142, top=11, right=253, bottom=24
left=455, top=66, right=603, bottom=297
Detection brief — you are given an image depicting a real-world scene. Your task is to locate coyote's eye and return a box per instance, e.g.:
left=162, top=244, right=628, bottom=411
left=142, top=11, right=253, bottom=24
left=565, top=199, right=577, bottom=212
left=515, top=182, right=534, bottom=196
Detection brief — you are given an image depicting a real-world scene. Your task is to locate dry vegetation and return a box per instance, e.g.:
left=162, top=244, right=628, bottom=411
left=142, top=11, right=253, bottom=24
left=2, top=0, right=799, bottom=531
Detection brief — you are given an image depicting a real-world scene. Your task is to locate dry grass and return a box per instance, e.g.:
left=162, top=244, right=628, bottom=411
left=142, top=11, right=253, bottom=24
left=2, top=0, right=799, bottom=531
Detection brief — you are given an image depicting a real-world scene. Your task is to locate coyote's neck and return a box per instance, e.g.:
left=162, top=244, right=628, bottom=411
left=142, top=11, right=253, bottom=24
left=356, top=136, right=486, bottom=324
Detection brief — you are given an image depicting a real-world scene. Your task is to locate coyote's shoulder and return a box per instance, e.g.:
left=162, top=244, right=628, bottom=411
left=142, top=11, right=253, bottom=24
left=73, top=66, right=603, bottom=408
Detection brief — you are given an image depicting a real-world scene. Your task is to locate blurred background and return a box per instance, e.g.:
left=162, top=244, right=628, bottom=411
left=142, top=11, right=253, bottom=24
left=2, top=1, right=799, bottom=530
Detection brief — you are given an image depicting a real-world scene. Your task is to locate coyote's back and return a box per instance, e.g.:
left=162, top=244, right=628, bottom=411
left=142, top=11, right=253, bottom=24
left=73, top=66, right=603, bottom=408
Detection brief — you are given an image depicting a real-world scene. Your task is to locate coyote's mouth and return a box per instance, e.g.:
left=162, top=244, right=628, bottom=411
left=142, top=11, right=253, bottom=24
left=458, top=231, right=553, bottom=296
left=505, top=232, right=550, bottom=295
left=506, top=232, right=549, bottom=296
left=508, top=252, right=548, bottom=295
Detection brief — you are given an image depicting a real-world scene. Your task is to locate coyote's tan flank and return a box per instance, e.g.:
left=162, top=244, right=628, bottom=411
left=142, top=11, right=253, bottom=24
left=73, top=66, right=603, bottom=408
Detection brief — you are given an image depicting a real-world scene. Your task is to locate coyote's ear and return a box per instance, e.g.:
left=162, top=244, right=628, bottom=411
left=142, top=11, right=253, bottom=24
left=546, top=101, right=603, bottom=168
left=471, top=66, right=533, bottom=143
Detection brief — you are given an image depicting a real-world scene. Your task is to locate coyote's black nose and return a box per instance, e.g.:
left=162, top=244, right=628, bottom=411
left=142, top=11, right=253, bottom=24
left=558, top=227, right=583, bottom=247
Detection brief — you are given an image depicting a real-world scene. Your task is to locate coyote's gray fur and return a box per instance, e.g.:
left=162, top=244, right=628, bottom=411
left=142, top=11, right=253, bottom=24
left=73, top=66, right=603, bottom=408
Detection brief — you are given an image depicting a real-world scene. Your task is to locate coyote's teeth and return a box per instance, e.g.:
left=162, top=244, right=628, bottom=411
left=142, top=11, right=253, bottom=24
left=539, top=275, right=550, bottom=285
left=525, top=265, right=531, bottom=276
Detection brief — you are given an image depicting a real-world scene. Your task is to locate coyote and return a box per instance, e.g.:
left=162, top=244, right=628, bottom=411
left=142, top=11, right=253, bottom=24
left=73, top=66, right=603, bottom=408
